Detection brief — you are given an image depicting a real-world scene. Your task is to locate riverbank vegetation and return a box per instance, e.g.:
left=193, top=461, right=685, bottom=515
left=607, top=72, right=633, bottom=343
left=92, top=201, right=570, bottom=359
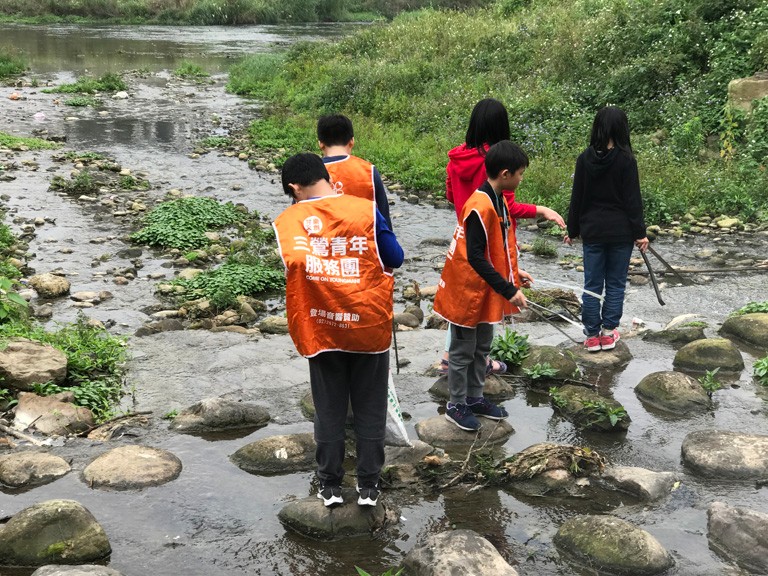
left=0, top=0, right=481, bottom=24
left=229, top=0, right=768, bottom=225
left=0, top=46, right=24, bottom=78
left=0, top=212, right=127, bottom=421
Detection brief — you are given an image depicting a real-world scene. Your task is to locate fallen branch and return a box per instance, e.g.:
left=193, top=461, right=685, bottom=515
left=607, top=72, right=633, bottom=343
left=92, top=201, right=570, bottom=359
left=438, top=421, right=503, bottom=490
left=0, top=422, right=46, bottom=446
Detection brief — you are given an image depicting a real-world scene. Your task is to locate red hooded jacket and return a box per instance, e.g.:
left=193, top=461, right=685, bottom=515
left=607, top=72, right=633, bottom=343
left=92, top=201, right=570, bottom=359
left=446, top=143, right=537, bottom=223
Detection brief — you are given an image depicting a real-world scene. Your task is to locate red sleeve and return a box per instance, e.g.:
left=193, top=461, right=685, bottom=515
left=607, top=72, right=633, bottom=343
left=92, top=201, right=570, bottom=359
left=503, top=190, right=537, bottom=219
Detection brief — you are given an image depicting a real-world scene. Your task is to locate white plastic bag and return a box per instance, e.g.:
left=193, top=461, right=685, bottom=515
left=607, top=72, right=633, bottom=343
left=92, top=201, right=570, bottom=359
left=384, top=371, right=412, bottom=447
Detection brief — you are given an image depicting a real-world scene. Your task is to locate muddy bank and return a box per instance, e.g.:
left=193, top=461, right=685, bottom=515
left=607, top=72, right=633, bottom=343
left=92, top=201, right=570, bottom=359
left=2, top=24, right=768, bottom=576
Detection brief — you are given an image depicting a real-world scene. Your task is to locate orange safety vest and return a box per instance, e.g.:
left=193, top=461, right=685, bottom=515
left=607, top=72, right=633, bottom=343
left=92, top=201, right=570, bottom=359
left=273, top=194, right=394, bottom=358
left=433, top=189, right=521, bottom=327
left=324, top=155, right=376, bottom=202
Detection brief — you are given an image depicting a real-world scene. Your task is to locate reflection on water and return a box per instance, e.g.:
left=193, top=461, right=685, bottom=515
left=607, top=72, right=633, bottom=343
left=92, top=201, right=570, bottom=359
left=0, top=23, right=359, bottom=75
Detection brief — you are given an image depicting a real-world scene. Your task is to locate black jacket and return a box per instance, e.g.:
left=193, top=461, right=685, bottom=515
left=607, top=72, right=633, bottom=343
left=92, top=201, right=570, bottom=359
left=567, top=146, right=646, bottom=244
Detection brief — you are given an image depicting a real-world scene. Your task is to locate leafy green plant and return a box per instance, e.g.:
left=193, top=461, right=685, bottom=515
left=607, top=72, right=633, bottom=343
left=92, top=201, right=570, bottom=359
left=755, top=356, right=768, bottom=386
left=0, top=131, right=60, bottom=150
left=163, top=409, right=179, bottom=420
left=490, top=328, right=530, bottom=367
left=581, top=399, right=627, bottom=428
left=355, top=568, right=403, bottom=576
left=699, top=368, right=722, bottom=397
left=131, top=196, right=245, bottom=250
left=200, top=136, right=231, bottom=148
left=731, top=301, right=768, bottom=316
left=524, top=362, right=558, bottom=380
left=532, top=238, right=558, bottom=258
left=171, top=262, right=284, bottom=309
left=0, top=387, right=17, bottom=409
left=44, top=72, right=127, bottom=94
left=50, top=170, right=99, bottom=195
left=0, top=277, right=28, bottom=323
left=549, top=386, right=567, bottom=409
left=64, top=96, right=101, bottom=107
left=173, top=60, right=209, bottom=78
left=119, top=175, right=149, bottom=190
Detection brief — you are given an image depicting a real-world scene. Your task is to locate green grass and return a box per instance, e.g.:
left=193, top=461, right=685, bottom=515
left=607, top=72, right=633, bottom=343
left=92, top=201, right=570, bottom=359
left=64, top=95, right=101, bottom=107
left=0, top=47, right=26, bottom=78
left=44, top=72, right=127, bottom=94
left=173, top=60, right=209, bottom=78
left=228, top=0, right=768, bottom=223
left=0, top=131, right=60, bottom=150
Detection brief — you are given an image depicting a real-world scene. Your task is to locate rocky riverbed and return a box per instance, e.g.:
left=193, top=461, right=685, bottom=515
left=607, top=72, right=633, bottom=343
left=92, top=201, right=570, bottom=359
left=2, top=24, right=768, bottom=576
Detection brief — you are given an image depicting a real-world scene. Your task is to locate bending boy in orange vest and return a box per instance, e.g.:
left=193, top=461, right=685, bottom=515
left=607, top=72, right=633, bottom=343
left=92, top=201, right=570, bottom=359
left=317, top=114, right=393, bottom=229
left=273, top=153, right=404, bottom=507
left=433, top=141, right=529, bottom=431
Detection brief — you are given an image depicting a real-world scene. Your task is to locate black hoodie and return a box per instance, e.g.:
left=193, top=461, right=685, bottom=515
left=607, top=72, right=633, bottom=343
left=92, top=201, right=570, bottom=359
left=566, top=146, right=646, bottom=244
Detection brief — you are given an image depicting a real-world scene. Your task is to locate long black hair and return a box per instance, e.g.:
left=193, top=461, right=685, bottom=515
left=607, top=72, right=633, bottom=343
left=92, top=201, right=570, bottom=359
left=465, top=98, right=510, bottom=154
left=589, top=106, right=633, bottom=156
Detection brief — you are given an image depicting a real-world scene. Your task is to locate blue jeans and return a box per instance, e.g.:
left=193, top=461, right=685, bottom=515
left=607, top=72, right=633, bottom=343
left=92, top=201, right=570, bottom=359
left=582, top=242, right=634, bottom=337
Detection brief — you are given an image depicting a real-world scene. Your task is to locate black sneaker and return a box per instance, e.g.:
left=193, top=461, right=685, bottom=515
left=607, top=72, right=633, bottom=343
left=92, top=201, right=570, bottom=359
left=356, top=484, right=380, bottom=507
left=317, top=485, right=343, bottom=507
left=466, top=396, right=508, bottom=420
left=445, top=402, right=481, bottom=431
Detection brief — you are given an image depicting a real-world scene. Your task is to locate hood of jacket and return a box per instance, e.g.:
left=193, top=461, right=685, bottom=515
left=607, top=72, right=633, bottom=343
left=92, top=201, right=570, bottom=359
left=583, top=146, right=619, bottom=177
left=447, top=143, right=488, bottom=183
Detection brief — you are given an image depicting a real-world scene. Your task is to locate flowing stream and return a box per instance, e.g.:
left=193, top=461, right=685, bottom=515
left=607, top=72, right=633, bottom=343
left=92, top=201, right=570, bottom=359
left=1, top=23, right=767, bottom=576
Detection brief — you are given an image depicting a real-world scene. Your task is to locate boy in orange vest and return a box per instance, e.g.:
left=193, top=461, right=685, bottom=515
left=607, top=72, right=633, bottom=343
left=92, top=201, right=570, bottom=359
left=273, top=153, right=404, bottom=507
left=433, top=141, right=529, bottom=431
left=317, top=114, right=393, bottom=229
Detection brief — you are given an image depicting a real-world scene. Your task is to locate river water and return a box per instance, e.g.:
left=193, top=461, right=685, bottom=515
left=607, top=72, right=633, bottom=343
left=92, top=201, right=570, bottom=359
left=1, top=23, right=767, bottom=576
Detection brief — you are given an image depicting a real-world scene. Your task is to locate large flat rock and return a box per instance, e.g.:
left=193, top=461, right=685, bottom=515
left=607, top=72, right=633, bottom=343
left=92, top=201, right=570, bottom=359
left=682, top=430, right=768, bottom=479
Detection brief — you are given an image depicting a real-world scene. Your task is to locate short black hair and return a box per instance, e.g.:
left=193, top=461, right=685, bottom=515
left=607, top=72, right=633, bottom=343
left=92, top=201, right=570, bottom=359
left=317, top=114, right=354, bottom=146
left=484, top=140, right=529, bottom=178
left=281, top=153, right=330, bottom=198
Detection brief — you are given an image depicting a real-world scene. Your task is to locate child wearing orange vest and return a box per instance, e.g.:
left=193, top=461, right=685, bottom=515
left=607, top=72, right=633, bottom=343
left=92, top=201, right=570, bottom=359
left=317, top=114, right=393, bottom=229
left=433, top=141, right=529, bottom=431
left=273, top=153, right=404, bottom=507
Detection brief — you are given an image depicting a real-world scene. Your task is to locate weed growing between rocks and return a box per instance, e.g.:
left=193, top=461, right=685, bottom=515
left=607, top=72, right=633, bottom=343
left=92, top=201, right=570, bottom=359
left=490, top=328, right=530, bottom=367
left=43, top=72, right=127, bottom=94
left=0, top=131, right=60, bottom=151
left=131, top=196, right=246, bottom=250
left=754, top=356, right=768, bottom=386
left=173, top=60, right=209, bottom=79
left=0, top=316, right=128, bottom=421
left=731, top=301, right=768, bottom=316
left=63, top=95, right=101, bottom=107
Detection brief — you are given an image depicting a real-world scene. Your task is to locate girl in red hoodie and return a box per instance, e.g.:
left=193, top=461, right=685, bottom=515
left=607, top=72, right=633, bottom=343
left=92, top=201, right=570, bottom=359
left=438, top=98, right=565, bottom=374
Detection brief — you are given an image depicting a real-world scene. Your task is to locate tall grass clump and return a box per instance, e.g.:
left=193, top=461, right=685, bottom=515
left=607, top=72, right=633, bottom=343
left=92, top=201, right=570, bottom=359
left=229, top=0, right=768, bottom=224
left=0, top=46, right=25, bottom=78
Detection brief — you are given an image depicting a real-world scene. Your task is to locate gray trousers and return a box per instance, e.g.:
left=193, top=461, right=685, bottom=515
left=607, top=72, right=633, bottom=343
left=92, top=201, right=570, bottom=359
left=308, top=350, right=389, bottom=489
left=447, top=322, right=494, bottom=404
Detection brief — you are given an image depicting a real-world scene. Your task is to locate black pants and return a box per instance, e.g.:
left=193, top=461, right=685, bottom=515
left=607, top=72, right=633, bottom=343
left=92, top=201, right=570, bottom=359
left=308, top=350, right=389, bottom=489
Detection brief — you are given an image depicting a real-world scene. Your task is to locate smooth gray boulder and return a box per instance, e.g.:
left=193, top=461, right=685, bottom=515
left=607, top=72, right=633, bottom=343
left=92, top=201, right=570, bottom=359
left=277, top=488, right=390, bottom=540
left=415, top=415, right=513, bottom=449
left=682, top=430, right=768, bottom=479
left=518, top=345, right=579, bottom=389
left=673, top=338, right=744, bottom=373
left=634, top=371, right=711, bottom=414
left=0, top=338, right=68, bottom=391
left=258, top=315, right=289, bottom=334
left=32, top=566, right=123, bottom=576
left=0, top=499, right=110, bottom=566
left=728, top=75, right=768, bottom=112
left=230, top=433, right=316, bottom=475
left=402, top=529, right=518, bottom=576
left=14, top=392, right=95, bottom=436
left=567, top=339, right=632, bottom=370
left=428, top=374, right=514, bottom=400
left=554, top=515, right=673, bottom=575
left=551, top=385, right=630, bottom=432
left=394, top=311, right=421, bottom=328
left=601, top=466, right=678, bottom=502
left=169, top=397, right=270, bottom=433
left=720, top=313, right=768, bottom=351
left=707, top=501, right=768, bottom=574
left=82, top=445, right=182, bottom=490
left=29, top=273, right=71, bottom=298
left=643, top=324, right=706, bottom=347
left=0, top=451, right=71, bottom=489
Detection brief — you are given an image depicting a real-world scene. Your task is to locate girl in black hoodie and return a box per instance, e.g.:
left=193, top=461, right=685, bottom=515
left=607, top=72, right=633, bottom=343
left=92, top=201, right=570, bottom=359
left=565, top=106, right=649, bottom=352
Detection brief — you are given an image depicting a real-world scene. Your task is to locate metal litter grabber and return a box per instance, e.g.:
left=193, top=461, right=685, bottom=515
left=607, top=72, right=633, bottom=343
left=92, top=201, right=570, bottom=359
left=641, top=250, right=665, bottom=306
left=527, top=301, right=583, bottom=344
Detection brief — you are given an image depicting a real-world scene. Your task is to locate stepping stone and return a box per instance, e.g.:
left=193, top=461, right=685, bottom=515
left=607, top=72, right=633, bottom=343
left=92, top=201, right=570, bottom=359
left=83, top=445, right=182, bottom=490
left=415, top=415, right=513, bottom=449
left=231, top=433, right=316, bottom=475
left=682, top=430, right=768, bottom=479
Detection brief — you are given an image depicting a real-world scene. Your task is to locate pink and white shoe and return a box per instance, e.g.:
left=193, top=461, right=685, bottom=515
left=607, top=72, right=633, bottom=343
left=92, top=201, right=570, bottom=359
left=584, top=335, right=601, bottom=352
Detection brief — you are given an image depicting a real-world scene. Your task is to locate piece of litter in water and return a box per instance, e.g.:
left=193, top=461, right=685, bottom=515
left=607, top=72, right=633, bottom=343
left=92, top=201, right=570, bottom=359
left=33, top=112, right=46, bottom=121
left=632, top=317, right=645, bottom=327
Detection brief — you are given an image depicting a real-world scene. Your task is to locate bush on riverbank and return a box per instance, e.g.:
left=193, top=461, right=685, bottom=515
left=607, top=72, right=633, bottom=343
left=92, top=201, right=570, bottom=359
left=230, top=0, right=768, bottom=224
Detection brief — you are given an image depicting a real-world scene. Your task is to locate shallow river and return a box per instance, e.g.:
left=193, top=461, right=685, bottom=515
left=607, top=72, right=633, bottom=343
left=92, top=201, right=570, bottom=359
left=1, top=24, right=767, bottom=576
